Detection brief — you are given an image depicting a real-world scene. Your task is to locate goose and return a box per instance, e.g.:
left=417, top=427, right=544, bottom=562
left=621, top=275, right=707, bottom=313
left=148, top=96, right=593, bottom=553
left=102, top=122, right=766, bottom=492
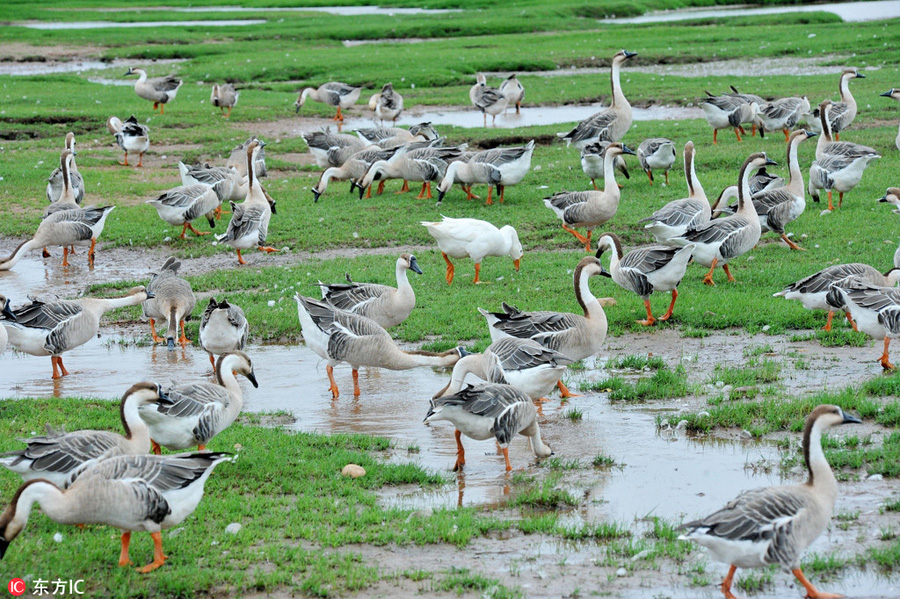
left=0, top=295, right=14, bottom=355
left=0, top=205, right=115, bottom=271
left=41, top=150, right=81, bottom=257
left=680, top=404, right=861, bottom=599
left=295, top=82, right=362, bottom=123
left=756, top=96, right=810, bottom=142
left=595, top=232, right=694, bottom=326
left=177, top=139, right=268, bottom=217
left=558, top=50, right=637, bottom=148
left=436, top=155, right=502, bottom=205
left=725, top=85, right=766, bottom=137
left=879, top=187, right=900, bottom=215
left=479, top=256, right=609, bottom=397
left=360, top=145, right=464, bottom=200
left=499, top=74, right=525, bottom=114
left=637, top=138, right=676, bottom=185
left=354, top=122, right=440, bottom=148
left=544, top=142, right=634, bottom=251
left=748, top=166, right=784, bottom=195
left=311, top=145, right=400, bottom=202
left=124, top=67, right=182, bottom=113
left=317, top=253, right=422, bottom=328
left=469, top=140, right=534, bottom=204
left=146, top=185, right=219, bottom=239
left=225, top=136, right=267, bottom=179
left=809, top=101, right=880, bottom=210
left=434, top=337, right=573, bottom=401
left=107, top=115, right=149, bottom=167
left=470, top=75, right=509, bottom=127
left=0, top=451, right=231, bottom=573
left=421, top=216, right=522, bottom=285
left=198, top=298, right=248, bottom=368
left=823, top=68, right=865, bottom=140
left=216, top=140, right=278, bottom=265
left=302, top=129, right=369, bottom=168
left=774, top=263, right=900, bottom=331
left=0, top=383, right=173, bottom=488
left=880, top=88, right=900, bottom=153
left=2, top=286, right=152, bottom=379
left=374, top=82, right=403, bottom=124
left=425, top=383, right=552, bottom=472
left=638, top=141, right=709, bottom=245
left=210, top=83, right=238, bottom=118
left=829, top=281, right=900, bottom=370
left=580, top=141, right=630, bottom=190
left=46, top=133, right=84, bottom=205
left=700, top=91, right=759, bottom=144
left=715, top=130, right=816, bottom=250
left=672, top=152, right=775, bottom=285
left=294, top=294, right=464, bottom=399
left=139, top=352, right=257, bottom=453
left=142, top=257, right=196, bottom=350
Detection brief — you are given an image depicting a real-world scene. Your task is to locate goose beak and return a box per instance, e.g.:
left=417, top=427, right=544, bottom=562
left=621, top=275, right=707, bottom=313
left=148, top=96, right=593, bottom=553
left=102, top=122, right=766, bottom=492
left=144, top=290, right=155, bottom=300
left=856, top=72, right=866, bottom=79
left=804, top=130, right=818, bottom=138
left=599, top=266, right=612, bottom=278
left=311, top=188, right=321, bottom=202
left=437, top=189, right=446, bottom=203
left=841, top=410, right=862, bottom=424
left=765, top=157, right=778, bottom=166
left=881, top=90, right=896, bottom=97
left=623, top=50, right=638, bottom=59
left=457, top=346, right=471, bottom=358
left=409, top=256, right=423, bottom=275
left=879, top=195, right=889, bottom=203
left=157, top=388, right=175, bottom=405
left=246, top=370, right=259, bottom=388
left=358, top=185, right=366, bottom=200
left=294, top=102, right=301, bottom=114
left=621, top=145, right=636, bottom=156
left=513, top=258, right=521, bottom=272
left=124, top=69, right=133, bottom=76
left=1, top=302, right=15, bottom=321
left=166, top=337, right=176, bottom=351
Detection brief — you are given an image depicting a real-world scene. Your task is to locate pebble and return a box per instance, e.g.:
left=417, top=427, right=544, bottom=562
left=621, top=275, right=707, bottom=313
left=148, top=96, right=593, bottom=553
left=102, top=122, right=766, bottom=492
left=342, top=464, right=366, bottom=478
left=53, top=533, right=63, bottom=543
left=267, top=300, right=276, bottom=307
left=225, top=523, right=242, bottom=534
left=616, top=567, right=627, bottom=577
left=868, top=474, right=884, bottom=481
left=740, top=430, right=753, bottom=439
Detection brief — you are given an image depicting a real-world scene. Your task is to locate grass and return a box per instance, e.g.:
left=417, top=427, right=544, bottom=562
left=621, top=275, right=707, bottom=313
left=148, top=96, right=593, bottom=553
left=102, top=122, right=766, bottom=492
left=583, top=364, right=690, bottom=401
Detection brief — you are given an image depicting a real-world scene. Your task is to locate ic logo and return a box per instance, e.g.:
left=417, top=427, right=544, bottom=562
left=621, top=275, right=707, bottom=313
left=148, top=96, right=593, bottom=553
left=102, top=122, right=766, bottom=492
left=8, top=578, right=26, bottom=596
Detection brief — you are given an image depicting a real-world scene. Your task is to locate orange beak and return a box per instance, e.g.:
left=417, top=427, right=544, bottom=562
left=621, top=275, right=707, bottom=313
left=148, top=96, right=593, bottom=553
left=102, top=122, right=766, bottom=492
left=513, top=259, right=521, bottom=272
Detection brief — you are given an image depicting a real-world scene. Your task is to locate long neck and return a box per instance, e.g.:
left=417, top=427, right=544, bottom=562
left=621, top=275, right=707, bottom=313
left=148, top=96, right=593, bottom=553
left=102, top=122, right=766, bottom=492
left=19, top=481, right=69, bottom=526
left=737, top=161, right=755, bottom=214
left=441, top=355, right=486, bottom=396
left=610, top=59, right=626, bottom=107
left=685, top=148, right=706, bottom=201
left=528, top=426, right=551, bottom=458
left=839, top=73, right=853, bottom=104
left=602, top=238, right=622, bottom=272
left=395, top=261, right=411, bottom=292
left=803, top=419, right=838, bottom=505
left=817, top=107, right=834, bottom=154
left=215, top=357, right=246, bottom=411
left=574, top=266, right=601, bottom=318
left=120, top=395, right=150, bottom=449
left=0, top=239, right=40, bottom=271
left=136, top=70, right=147, bottom=83
left=58, top=158, right=77, bottom=206
left=440, top=161, right=461, bottom=191
left=602, top=151, right=621, bottom=196
left=397, top=349, right=459, bottom=369
left=92, top=293, right=145, bottom=313
left=301, top=88, right=315, bottom=103
left=785, top=137, right=804, bottom=194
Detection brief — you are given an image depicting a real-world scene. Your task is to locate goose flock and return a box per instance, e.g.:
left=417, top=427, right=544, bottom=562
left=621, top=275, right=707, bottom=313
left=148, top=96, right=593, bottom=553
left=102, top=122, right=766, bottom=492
left=0, top=47, right=895, bottom=596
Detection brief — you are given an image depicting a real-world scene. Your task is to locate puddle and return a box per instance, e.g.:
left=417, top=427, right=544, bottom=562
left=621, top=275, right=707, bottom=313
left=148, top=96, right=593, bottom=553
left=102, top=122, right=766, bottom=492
left=342, top=103, right=704, bottom=131
left=0, top=58, right=186, bottom=77
left=604, top=0, right=900, bottom=24
left=18, top=20, right=266, bottom=30
left=62, top=6, right=460, bottom=16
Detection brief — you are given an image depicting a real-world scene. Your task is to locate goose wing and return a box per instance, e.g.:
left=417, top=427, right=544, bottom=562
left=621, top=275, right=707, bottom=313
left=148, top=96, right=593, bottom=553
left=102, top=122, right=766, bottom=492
left=681, top=216, right=752, bottom=245
left=562, top=110, right=616, bottom=144
left=222, top=202, right=266, bottom=243
left=780, top=263, right=873, bottom=296
left=488, top=337, right=573, bottom=370
left=490, top=304, right=580, bottom=347
left=11, top=300, right=81, bottom=331
left=319, top=282, right=390, bottom=312
left=2, top=430, right=121, bottom=478
left=639, top=198, right=707, bottom=229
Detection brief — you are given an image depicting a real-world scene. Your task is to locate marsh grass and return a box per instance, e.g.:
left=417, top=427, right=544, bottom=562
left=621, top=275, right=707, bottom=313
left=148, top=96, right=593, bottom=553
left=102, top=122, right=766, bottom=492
left=585, top=365, right=690, bottom=401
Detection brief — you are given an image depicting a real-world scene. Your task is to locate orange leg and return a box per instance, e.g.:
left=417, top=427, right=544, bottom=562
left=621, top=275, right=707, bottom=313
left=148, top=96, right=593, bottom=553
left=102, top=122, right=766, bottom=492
left=326, top=365, right=339, bottom=399
left=258, top=246, right=278, bottom=253
left=638, top=299, right=656, bottom=326
left=153, top=102, right=159, bottom=111
left=61, top=246, right=70, bottom=267
left=120, top=151, right=129, bottom=166
left=148, top=319, right=165, bottom=344
left=646, top=170, right=654, bottom=185
left=734, top=127, right=743, bottom=142
left=783, top=129, right=790, bottom=142
left=352, top=369, right=361, bottom=397
left=823, top=311, right=834, bottom=332
left=591, top=179, right=598, bottom=190
left=827, top=190, right=834, bottom=211
left=702, top=257, right=719, bottom=286
left=159, top=103, right=165, bottom=115
left=416, top=182, right=433, bottom=199
left=51, top=356, right=62, bottom=380
left=452, top=429, right=466, bottom=471
left=209, top=354, right=216, bottom=368
left=498, top=185, right=505, bottom=203
left=723, top=263, right=736, bottom=283
left=844, top=311, right=858, bottom=332
left=365, top=185, right=373, bottom=199
left=333, top=107, right=344, bottom=122
left=834, top=132, right=840, bottom=141
left=225, top=106, right=232, bottom=118
left=181, top=222, right=210, bottom=238
left=473, top=263, right=484, bottom=285
left=561, top=224, right=590, bottom=249
left=376, top=180, right=386, bottom=195
left=713, top=129, right=718, bottom=145
left=658, top=289, right=678, bottom=321
left=781, top=233, right=804, bottom=251
left=664, top=171, right=669, bottom=186
left=442, top=252, right=455, bottom=285
left=720, top=564, right=740, bottom=599
left=197, top=444, right=206, bottom=451
left=118, top=532, right=133, bottom=567
left=485, top=185, right=493, bottom=205
left=137, top=532, right=168, bottom=573
left=137, top=153, right=144, bottom=167
left=42, top=247, right=51, bottom=258
left=88, top=238, right=97, bottom=269
left=396, top=180, right=410, bottom=194
left=151, top=439, right=162, bottom=455
left=51, top=356, right=70, bottom=378
left=236, top=250, right=247, bottom=265
left=792, top=568, right=844, bottom=599
left=838, top=192, right=844, bottom=208
left=502, top=447, right=512, bottom=472
left=879, top=337, right=894, bottom=371
left=178, top=321, right=191, bottom=346
left=557, top=379, right=580, bottom=398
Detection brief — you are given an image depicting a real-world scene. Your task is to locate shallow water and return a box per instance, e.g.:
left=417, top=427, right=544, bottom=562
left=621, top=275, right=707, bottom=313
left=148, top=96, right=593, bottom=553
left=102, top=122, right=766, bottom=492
left=0, top=58, right=186, bottom=77
left=19, top=20, right=266, bottom=30
left=604, top=0, right=900, bottom=24
left=76, top=6, right=459, bottom=16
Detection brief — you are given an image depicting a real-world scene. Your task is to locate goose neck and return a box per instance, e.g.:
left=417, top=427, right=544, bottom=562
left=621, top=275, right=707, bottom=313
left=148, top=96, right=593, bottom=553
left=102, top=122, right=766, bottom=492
left=737, top=161, right=756, bottom=214
left=785, top=137, right=804, bottom=194
left=16, top=481, right=67, bottom=527
left=574, top=265, right=600, bottom=317
left=602, top=152, right=620, bottom=195
left=839, top=73, right=853, bottom=104
left=803, top=418, right=838, bottom=503
left=610, top=60, right=627, bottom=107
left=686, top=149, right=706, bottom=202
left=120, top=393, right=150, bottom=446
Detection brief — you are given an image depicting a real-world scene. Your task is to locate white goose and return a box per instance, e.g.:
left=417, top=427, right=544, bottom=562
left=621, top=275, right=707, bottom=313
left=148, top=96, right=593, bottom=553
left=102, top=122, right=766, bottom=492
left=198, top=298, right=249, bottom=368
left=680, top=405, right=861, bottom=599
left=499, top=74, right=525, bottom=113
left=544, top=142, right=634, bottom=252
left=637, top=138, right=676, bottom=185
left=146, top=185, right=219, bottom=239
left=595, top=232, right=694, bottom=326
left=756, top=96, right=810, bottom=141
left=700, top=91, right=759, bottom=144
left=295, top=82, right=362, bottom=124
left=374, top=82, right=403, bottom=124
left=558, top=50, right=637, bottom=148
left=294, top=294, right=464, bottom=399
left=425, top=383, right=552, bottom=472
left=880, top=88, right=900, bottom=153
left=139, top=351, right=257, bottom=453
left=210, top=83, right=238, bottom=118
left=480, top=256, right=609, bottom=397
left=46, top=132, right=84, bottom=205
left=0, top=452, right=230, bottom=572
left=317, top=253, right=422, bottom=328
left=142, top=257, right=196, bottom=350
left=672, top=152, right=774, bottom=285
left=829, top=282, right=900, bottom=370
left=638, top=141, right=709, bottom=245
left=107, top=115, right=149, bottom=167
left=580, top=141, right=630, bottom=190
left=0, top=383, right=172, bottom=488
left=421, top=216, right=522, bottom=285
left=125, top=67, right=182, bottom=113
left=2, top=287, right=152, bottom=379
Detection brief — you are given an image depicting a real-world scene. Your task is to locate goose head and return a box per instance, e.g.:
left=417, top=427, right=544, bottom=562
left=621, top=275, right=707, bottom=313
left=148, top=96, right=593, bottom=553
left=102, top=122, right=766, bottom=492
left=400, top=253, right=423, bottom=275
left=885, top=267, right=900, bottom=287
left=604, top=142, right=636, bottom=159
left=64, top=132, right=76, bottom=153
left=217, top=351, right=259, bottom=388
left=878, top=187, right=900, bottom=211
left=807, top=404, right=861, bottom=432
left=500, top=225, right=523, bottom=271
left=127, top=285, right=154, bottom=302
left=124, top=67, right=145, bottom=78
left=613, top=49, right=638, bottom=63
left=841, top=67, right=865, bottom=81
left=881, top=89, right=900, bottom=101
left=594, top=232, right=623, bottom=266
left=0, top=294, right=15, bottom=321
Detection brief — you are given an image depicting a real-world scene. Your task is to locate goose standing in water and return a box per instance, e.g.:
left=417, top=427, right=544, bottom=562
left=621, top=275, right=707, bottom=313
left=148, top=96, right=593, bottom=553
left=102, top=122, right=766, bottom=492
left=680, top=405, right=860, bottom=599
left=2, top=287, right=152, bottom=379
left=425, top=383, right=552, bottom=472
left=199, top=298, right=248, bottom=367
left=46, top=133, right=84, bottom=205
left=558, top=50, right=637, bottom=148
left=421, top=216, right=522, bottom=285
left=638, top=141, right=709, bottom=245
left=499, top=74, right=525, bottom=114
left=125, top=67, right=182, bottom=113
left=142, top=257, right=196, bottom=350
left=470, top=74, right=509, bottom=127
left=0, top=452, right=230, bottom=572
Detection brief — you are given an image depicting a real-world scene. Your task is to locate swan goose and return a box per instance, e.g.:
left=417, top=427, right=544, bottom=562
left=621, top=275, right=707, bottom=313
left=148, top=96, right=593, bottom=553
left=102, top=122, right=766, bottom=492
left=680, top=404, right=861, bottom=599
left=881, top=88, right=900, bottom=153
left=421, top=216, right=522, bottom=285
left=558, top=50, right=637, bottom=148
left=210, top=83, right=238, bottom=118
left=580, top=140, right=630, bottom=190
left=354, top=122, right=440, bottom=148
left=824, top=68, right=865, bottom=140
left=199, top=298, right=248, bottom=368
left=673, top=152, right=775, bottom=285
left=470, top=75, right=509, bottom=127
left=46, top=133, right=84, bottom=206
left=140, top=352, right=257, bottom=453
left=2, top=286, right=152, bottom=379
left=700, top=91, right=759, bottom=144
left=147, top=185, right=219, bottom=239
left=809, top=100, right=880, bottom=210
left=179, top=138, right=268, bottom=214
left=311, top=145, right=400, bottom=202
left=425, top=383, right=552, bottom=472
left=595, top=232, right=694, bottom=326
left=125, top=67, right=182, bottom=113
left=544, top=142, right=635, bottom=252
left=0, top=295, right=13, bottom=355
left=499, top=74, right=525, bottom=113
left=374, top=82, right=403, bottom=124
left=360, top=145, right=464, bottom=200
left=317, top=253, right=422, bottom=328
left=216, top=140, right=278, bottom=264
left=436, top=155, right=502, bottom=205
left=435, top=337, right=572, bottom=401
left=479, top=256, right=609, bottom=397
left=756, top=96, right=810, bottom=142
left=302, top=130, right=369, bottom=168
left=142, top=257, right=196, bottom=350
left=294, top=294, right=464, bottom=399
left=637, top=138, right=676, bottom=186
left=638, top=141, right=709, bottom=245
left=107, top=115, right=149, bottom=167
left=0, top=383, right=172, bottom=488
left=749, top=167, right=784, bottom=195
left=828, top=281, right=900, bottom=370
left=439, top=140, right=533, bottom=205
left=774, top=263, right=900, bottom=332
left=0, top=451, right=231, bottom=573
left=41, top=150, right=82, bottom=258
left=295, top=82, right=362, bottom=124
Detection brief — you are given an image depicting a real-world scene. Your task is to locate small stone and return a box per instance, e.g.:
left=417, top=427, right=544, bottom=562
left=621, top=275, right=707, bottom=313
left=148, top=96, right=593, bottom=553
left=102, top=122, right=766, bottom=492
left=715, top=381, right=725, bottom=388
left=761, top=325, right=771, bottom=332
left=168, top=527, right=185, bottom=537
left=868, top=474, right=884, bottom=481
left=53, top=533, right=63, bottom=543
left=267, top=300, right=276, bottom=307
left=342, top=464, right=366, bottom=478
left=225, top=523, right=242, bottom=534
left=740, top=430, right=753, bottom=439
left=616, top=567, right=627, bottom=577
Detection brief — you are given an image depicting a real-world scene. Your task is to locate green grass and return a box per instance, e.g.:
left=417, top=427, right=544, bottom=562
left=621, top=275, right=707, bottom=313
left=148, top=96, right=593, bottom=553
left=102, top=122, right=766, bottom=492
left=583, top=365, right=690, bottom=401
